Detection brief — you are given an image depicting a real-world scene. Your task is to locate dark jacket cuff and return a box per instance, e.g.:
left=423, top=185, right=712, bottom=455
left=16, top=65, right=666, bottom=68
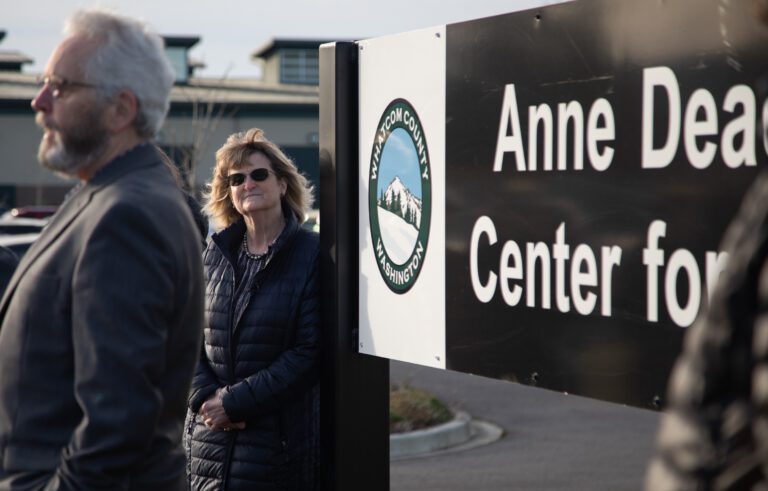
left=220, top=386, right=247, bottom=422
left=189, top=384, right=218, bottom=412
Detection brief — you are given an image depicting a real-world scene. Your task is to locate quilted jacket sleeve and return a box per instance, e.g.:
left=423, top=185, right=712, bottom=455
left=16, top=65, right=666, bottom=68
left=188, top=345, right=221, bottom=412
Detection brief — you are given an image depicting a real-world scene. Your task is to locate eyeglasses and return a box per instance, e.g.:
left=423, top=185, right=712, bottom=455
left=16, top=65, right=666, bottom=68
left=226, top=168, right=276, bottom=187
left=36, top=74, right=99, bottom=99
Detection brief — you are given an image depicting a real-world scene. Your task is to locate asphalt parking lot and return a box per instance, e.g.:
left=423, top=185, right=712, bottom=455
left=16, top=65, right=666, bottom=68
left=390, top=360, right=660, bottom=491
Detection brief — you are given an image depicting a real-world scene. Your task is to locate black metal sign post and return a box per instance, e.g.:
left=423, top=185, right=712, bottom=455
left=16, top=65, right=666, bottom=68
left=319, top=41, right=389, bottom=491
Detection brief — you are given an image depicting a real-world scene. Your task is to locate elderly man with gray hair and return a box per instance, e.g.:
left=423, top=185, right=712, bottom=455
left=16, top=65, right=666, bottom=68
left=0, top=9, right=204, bottom=491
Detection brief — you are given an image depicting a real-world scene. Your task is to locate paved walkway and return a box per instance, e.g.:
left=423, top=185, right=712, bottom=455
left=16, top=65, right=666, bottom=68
left=390, top=360, right=661, bottom=491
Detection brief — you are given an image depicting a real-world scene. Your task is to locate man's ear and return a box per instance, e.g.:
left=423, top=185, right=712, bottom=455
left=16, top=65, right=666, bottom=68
left=106, top=90, right=139, bottom=133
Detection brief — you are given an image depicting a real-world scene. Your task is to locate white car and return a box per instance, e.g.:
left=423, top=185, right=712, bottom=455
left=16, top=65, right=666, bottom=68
left=0, top=218, right=47, bottom=235
left=0, top=232, right=40, bottom=258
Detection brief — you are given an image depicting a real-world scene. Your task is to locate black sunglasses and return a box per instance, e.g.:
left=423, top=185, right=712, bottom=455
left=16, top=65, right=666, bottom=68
left=226, top=168, right=275, bottom=187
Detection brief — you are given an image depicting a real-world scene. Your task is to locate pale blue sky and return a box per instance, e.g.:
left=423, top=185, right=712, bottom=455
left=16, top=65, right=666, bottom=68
left=378, top=128, right=422, bottom=200
left=2, top=0, right=563, bottom=78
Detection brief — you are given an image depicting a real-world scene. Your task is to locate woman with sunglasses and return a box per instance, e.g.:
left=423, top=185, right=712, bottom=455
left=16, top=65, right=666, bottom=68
left=185, top=128, right=319, bottom=490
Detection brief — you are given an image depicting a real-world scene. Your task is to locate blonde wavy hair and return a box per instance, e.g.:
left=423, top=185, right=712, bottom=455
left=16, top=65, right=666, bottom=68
left=204, top=128, right=314, bottom=231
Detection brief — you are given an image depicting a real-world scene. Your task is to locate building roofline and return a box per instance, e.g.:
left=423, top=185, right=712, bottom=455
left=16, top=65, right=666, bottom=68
left=251, top=37, right=346, bottom=60
left=0, top=51, right=33, bottom=65
left=162, top=36, right=201, bottom=49
left=0, top=71, right=318, bottom=107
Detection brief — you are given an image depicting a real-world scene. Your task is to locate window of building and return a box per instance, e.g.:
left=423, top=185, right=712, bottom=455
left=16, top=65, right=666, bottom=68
left=166, top=46, right=188, bottom=84
left=280, top=49, right=319, bottom=85
left=282, top=146, right=319, bottom=197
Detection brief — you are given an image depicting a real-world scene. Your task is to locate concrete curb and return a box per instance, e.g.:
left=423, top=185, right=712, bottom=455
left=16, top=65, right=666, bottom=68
left=390, top=411, right=472, bottom=459
left=390, top=411, right=503, bottom=460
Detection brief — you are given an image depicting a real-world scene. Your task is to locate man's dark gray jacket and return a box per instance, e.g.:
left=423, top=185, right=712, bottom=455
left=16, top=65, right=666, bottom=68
left=0, top=144, right=205, bottom=490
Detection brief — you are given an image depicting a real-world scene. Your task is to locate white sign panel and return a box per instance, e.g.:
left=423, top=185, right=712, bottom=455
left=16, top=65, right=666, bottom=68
left=358, top=27, right=446, bottom=368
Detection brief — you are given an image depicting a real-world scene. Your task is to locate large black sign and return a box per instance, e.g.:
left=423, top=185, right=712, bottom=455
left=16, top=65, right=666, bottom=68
left=445, top=0, right=768, bottom=408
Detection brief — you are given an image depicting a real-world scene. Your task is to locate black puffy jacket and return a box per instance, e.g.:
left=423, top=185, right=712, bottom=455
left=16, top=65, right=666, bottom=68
left=186, top=211, right=320, bottom=491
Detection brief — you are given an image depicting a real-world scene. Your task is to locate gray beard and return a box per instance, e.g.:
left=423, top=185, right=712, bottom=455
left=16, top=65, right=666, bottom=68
left=38, top=132, right=109, bottom=177
left=35, top=108, right=110, bottom=177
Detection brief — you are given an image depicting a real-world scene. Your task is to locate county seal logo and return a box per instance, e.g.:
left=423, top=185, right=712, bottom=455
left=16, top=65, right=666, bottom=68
left=368, top=98, right=432, bottom=294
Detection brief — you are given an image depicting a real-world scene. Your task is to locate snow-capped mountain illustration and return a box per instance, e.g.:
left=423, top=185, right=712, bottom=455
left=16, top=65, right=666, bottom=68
left=377, top=176, right=421, bottom=229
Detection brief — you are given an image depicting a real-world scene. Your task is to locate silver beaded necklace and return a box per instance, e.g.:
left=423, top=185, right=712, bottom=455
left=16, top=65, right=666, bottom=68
left=241, top=231, right=278, bottom=261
